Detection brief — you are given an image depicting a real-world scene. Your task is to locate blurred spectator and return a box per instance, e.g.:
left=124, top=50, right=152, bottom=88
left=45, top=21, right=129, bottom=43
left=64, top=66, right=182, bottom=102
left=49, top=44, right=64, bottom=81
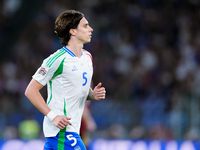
left=80, top=102, right=97, bottom=148
left=18, top=119, right=40, bottom=140
left=184, top=128, right=200, bottom=140
left=3, top=126, right=18, bottom=139
left=129, top=125, right=146, bottom=139
left=147, top=124, right=174, bottom=140
left=107, top=123, right=126, bottom=139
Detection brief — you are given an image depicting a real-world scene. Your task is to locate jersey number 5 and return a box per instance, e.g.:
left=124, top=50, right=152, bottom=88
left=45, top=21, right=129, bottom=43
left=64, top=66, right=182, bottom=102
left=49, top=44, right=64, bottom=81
left=82, top=72, right=87, bottom=86
left=66, top=134, right=77, bottom=146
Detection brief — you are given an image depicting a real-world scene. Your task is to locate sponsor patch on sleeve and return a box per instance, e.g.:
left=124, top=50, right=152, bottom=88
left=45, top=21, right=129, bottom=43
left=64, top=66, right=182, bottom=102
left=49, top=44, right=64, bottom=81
left=38, top=67, right=47, bottom=76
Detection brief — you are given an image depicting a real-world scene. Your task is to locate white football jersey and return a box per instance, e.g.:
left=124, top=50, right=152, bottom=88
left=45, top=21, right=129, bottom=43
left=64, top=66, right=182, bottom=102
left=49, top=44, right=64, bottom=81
left=32, top=46, right=93, bottom=137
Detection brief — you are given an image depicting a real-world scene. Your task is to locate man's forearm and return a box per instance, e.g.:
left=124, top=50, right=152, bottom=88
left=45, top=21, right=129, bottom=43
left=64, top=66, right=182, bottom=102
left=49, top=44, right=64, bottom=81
left=87, top=87, right=95, bottom=100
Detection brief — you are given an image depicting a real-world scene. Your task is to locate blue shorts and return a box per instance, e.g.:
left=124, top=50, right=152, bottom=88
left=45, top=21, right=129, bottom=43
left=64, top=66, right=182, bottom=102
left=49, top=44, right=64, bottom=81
left=43, top=131, right=87, bottom=150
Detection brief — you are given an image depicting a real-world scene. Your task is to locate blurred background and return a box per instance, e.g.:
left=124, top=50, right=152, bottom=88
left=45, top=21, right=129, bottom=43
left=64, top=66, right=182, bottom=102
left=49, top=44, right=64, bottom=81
left=0, top=0, right=200, bottom=145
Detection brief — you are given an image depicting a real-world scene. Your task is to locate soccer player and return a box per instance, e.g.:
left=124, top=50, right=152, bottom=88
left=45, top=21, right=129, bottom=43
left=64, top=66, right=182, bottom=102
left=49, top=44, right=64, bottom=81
left=25, top=10, right=106, bottom=150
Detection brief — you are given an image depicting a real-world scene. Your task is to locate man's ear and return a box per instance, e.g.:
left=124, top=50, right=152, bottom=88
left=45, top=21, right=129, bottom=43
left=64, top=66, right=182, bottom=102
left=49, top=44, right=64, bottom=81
left=69, top=28, right=76, bottom=36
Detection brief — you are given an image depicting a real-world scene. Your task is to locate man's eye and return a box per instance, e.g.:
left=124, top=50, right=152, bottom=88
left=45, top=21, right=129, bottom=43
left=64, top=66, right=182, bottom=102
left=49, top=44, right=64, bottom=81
left=84, top=24, right=89, bottom=27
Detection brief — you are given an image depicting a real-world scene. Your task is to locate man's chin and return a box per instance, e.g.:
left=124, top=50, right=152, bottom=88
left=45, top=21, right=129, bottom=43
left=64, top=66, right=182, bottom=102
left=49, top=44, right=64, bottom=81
left=84, top=39, right=91, bottom=44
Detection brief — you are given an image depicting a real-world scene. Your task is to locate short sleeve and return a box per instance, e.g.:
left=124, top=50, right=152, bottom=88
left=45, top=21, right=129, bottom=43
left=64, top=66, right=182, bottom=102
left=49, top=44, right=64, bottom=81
left=32, top=51, right=65, bottom=85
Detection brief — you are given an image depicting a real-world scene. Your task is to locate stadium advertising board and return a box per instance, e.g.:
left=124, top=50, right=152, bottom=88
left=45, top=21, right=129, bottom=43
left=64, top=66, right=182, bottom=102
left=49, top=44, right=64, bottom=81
left=0, top=139, right=199, bottom=150
left=89, top=139, right=200, bottom=150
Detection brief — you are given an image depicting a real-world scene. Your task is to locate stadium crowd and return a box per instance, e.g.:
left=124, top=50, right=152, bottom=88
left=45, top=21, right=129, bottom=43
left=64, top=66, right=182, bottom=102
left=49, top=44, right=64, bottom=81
left=0, top=0, right=200, bottom=140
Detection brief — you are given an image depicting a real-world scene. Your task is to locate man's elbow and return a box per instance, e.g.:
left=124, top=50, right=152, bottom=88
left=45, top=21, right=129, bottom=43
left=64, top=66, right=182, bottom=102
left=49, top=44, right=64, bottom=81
left=24, top=79, right=43, bottom=99
left=24, top=86, right=31, bottom=98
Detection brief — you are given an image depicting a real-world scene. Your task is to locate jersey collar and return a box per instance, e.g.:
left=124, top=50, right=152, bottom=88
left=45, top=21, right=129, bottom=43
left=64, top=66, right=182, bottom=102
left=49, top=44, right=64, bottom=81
left=62, top=46, right=83, bottom=57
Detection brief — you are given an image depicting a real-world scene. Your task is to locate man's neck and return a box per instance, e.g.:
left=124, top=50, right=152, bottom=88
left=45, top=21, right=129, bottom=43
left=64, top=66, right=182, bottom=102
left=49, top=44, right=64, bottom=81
left=66, top=42, right=83, bottom=58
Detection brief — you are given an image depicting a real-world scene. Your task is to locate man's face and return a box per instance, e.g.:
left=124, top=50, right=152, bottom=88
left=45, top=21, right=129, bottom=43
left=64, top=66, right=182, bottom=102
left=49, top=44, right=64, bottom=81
left=74, top=17, right=93, bottom=44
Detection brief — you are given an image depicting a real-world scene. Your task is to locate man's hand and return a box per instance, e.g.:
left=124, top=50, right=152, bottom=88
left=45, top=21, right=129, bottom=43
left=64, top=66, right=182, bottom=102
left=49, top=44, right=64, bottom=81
left=52, top=115, right=72, bottom=129
left=93, top=82, right=106, bottom=100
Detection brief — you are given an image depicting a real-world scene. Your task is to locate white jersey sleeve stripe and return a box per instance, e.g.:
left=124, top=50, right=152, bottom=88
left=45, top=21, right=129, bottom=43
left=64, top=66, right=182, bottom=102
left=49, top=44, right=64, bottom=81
left=46, top=50, right=62, bottom=66
left=46, top=49, right=66, bottom=67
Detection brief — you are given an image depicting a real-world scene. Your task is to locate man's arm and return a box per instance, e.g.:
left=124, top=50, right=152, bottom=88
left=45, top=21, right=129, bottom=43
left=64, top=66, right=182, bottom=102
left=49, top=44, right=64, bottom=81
left=25, top=79, right=50, bottom=116
left=82, top=103, right=97, bottom=131
left=25, top=79, right=71, bottom=129
left=87, top=82, right=106, bottom=100
left=87, top=88, right=95, bottom=100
